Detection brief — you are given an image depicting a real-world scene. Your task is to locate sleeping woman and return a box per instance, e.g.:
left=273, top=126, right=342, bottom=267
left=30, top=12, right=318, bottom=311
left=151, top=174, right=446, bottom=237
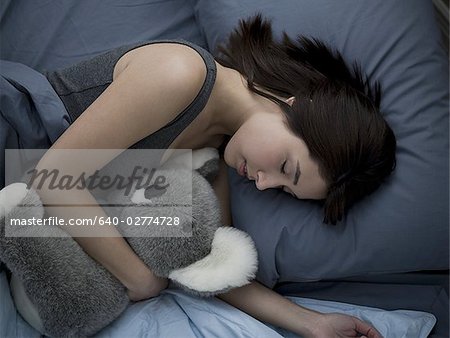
left=33, top=15, right=395, bottom=338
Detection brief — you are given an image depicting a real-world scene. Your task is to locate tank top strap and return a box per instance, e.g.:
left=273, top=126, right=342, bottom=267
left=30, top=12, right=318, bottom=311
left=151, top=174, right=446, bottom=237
left=45, top=39, right=217, bottom=150
left=128, top=39, right=217, bottom=150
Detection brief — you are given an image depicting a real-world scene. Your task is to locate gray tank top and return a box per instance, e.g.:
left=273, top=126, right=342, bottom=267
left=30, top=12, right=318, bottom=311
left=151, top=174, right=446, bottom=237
left=44, top=39, right=217, bottom=150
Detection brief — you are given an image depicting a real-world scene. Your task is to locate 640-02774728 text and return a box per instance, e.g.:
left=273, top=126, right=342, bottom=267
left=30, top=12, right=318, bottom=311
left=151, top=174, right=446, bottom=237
left=6, top=216, right=181, bottom=227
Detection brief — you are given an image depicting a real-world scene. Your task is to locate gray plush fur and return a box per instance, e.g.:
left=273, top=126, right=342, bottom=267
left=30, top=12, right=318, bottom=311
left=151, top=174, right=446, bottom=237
left=123, top=167, right=222, bottom=277
left=0, top=153, right=257, bottom=337
left=96, top=156, right=222, bottom=279
left=195, top=158, right=220, bottom=184
left=0, top=187, right=129, bottom=337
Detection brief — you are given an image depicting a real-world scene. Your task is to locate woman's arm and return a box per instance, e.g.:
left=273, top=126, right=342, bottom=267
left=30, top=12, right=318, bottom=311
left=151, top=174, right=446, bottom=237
left=218, top=281, right=382, bottom=338
left=219, top=281, right=319, bottom=336
left=212, top=160, right=382, bottom=338
left=34, top=45, right=207, bottom=300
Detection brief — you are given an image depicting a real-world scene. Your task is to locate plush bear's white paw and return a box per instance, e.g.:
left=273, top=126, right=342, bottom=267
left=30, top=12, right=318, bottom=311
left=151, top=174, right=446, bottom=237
left=0, top=183, right=29, bottom=218
left=169, top=227, right=258, bottom=293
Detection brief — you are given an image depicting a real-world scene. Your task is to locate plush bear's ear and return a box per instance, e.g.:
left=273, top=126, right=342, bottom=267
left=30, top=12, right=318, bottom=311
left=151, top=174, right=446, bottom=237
left=161, top=148, right=220, bottom=184
left=195, top=158, right=220, bottom=184
left=192, top=148, right=220, bottom=184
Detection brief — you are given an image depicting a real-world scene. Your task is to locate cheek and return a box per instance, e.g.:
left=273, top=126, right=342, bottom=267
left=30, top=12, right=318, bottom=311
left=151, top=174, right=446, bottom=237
left=223, top=123, right=276, bottom=168
left=289, top=138, right=326, bottom=197
left=302, top=167, right=329, bottom=199
left=301, top=181, right=328, bottom=200
left=224, top=126, right=252, bottom=154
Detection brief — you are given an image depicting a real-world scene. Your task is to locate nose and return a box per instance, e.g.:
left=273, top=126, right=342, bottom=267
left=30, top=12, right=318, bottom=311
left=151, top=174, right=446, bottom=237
left=255, top=171, right=278, bottom=190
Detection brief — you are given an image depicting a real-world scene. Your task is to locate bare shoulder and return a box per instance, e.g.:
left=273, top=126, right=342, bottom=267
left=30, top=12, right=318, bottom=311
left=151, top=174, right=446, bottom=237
left=111, top=43, right=208, bottom=127
left=114, top=43, right=207, bottom=91
left=53, top=43, right=209, bottom=153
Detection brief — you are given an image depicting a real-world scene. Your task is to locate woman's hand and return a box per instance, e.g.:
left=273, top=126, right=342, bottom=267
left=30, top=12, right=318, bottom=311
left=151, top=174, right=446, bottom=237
left=218, top=281, right=383, bottom=338
left=125, top=265, right=169, bottom=302
left=127, top=275, right=168, bottom=302
left=310, top=312, right=383, bottom=338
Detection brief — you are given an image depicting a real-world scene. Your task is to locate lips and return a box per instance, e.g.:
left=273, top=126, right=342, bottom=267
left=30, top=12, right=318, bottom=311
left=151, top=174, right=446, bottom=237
left=238, top=161, right=247, bottom=177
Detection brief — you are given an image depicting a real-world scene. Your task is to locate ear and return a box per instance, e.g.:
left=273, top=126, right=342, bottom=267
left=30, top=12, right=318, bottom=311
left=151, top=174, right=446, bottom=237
left=286, top=96, right=295, bottom=106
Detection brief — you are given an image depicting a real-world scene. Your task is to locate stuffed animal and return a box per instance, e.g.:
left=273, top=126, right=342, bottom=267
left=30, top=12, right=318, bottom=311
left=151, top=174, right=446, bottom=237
left=0, top=148, right=258, bottom=337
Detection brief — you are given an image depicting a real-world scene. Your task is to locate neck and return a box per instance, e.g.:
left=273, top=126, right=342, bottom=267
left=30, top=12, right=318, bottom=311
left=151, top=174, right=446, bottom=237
left=206, top=63, right=282, bottom=136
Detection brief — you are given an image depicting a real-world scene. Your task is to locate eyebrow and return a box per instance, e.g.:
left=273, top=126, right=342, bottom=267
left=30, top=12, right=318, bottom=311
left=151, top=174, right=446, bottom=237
left=293, top=160, right=300, bottom=186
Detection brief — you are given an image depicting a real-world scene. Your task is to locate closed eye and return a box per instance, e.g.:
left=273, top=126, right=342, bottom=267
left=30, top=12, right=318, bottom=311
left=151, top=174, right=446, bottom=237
left=280, top=159, right=287, bottom=174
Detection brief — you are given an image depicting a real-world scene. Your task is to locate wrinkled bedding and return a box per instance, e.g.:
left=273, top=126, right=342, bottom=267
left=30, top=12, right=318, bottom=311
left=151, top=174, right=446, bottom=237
left=0, top=60, right=70, bottom=188
left=0, top=0, right=445, bottom=336
left=0, top=272, right=437, bottom=338
left=0, top=60, right=438, bottom=338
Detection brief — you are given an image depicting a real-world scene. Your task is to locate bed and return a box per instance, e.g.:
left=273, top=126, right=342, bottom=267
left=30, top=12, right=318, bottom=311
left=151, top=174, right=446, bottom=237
left=0, top=0, right=448, bottom=337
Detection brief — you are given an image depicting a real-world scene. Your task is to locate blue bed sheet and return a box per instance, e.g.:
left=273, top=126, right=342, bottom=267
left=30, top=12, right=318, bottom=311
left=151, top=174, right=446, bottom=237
left=0, top=60, right=70, bottom=189
left=0, top=271, right=437, bottom=338
left=0, top=1, right=443, bottom=336
left=0, top=52, right=440, bottom=338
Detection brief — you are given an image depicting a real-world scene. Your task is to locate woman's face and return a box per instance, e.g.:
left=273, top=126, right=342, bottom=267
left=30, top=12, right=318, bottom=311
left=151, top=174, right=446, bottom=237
left=224, top=111, right=328, bottom=200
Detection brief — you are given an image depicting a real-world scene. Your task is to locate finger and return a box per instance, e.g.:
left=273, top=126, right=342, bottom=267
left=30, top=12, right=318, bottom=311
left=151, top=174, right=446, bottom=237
left=354, top=318, right=383, bottom=338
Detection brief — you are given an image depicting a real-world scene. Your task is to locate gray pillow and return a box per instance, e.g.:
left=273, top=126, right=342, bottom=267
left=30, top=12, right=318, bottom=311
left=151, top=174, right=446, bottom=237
left=194, top=0, right=449, bottom=287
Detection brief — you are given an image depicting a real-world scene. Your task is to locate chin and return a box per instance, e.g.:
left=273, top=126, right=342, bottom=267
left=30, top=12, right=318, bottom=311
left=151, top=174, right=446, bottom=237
left=222, top=143, right=233, bottom=168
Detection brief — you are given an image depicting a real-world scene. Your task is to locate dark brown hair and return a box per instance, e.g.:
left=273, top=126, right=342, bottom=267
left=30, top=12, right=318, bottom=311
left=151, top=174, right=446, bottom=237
left=216, top=14, right=397, bottom=225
